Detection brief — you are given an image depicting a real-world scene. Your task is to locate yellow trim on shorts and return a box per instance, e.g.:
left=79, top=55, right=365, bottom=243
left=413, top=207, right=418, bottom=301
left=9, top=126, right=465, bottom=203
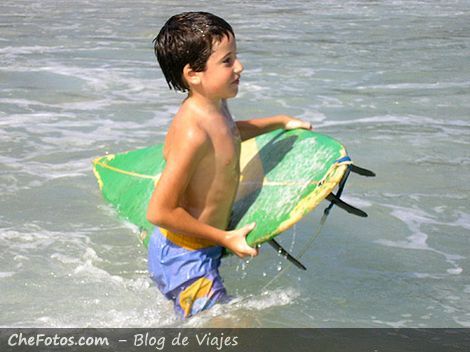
left=160, top=228, right=217, bottom=251
left=179, top=277, right=213, bottom=317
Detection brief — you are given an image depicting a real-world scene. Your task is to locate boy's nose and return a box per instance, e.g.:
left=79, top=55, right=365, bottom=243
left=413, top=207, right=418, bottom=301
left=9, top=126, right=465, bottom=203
left=234, top=59, right=244, bottom=74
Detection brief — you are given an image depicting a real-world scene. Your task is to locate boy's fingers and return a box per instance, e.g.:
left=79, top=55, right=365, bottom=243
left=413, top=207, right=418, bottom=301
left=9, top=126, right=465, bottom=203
left=247, top=224, right=259, bottom=256
left=242, top=222, right=256, bottom=235
left=285, top=120, right=297, bottom=130
left=301, top=120, right=313, bottom=130
left=240, top=223, right=258, bottom=257
left=286, top=119, right=313, bottom=131
left=246, top=245, right=258, bottom=257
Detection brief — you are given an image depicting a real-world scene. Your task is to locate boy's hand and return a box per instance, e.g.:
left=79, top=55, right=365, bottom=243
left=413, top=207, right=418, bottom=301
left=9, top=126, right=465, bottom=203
left=284, top=116, right=313, bottom=131
left=224, top=223, right=259, bottom=258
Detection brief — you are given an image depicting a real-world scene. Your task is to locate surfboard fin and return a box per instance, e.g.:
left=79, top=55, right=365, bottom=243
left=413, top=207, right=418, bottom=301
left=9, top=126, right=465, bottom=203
left=350, top=164, right=376, bottom=177
left=326, top=193, right=368, bottom=217
left=268, top=239, right=307, bottom=271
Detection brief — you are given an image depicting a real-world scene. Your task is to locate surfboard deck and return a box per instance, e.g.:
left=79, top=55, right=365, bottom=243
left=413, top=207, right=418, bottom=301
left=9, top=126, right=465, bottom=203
left=93, top=129, right=350, bottom=247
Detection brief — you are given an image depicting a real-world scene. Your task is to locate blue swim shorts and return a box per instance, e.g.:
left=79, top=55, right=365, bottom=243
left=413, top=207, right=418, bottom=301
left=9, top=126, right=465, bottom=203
left=147, top=227, right=228, bottom=318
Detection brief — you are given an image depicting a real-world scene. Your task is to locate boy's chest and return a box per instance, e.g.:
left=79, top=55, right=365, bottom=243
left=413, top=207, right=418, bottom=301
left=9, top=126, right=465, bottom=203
left=213, top=124, right=241, bottom=169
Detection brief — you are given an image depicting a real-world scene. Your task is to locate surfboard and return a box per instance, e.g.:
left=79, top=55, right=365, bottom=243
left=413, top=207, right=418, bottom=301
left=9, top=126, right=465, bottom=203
left=93, top=129, right=368, bottom=252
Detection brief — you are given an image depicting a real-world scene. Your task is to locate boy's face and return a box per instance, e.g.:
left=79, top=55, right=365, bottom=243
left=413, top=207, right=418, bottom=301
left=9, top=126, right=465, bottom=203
left=197, top=34, right=244, bottom=100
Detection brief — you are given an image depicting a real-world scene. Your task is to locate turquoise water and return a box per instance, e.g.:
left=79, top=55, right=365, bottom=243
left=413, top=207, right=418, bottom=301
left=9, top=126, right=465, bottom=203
left=1, top=0, right=469, bottom=327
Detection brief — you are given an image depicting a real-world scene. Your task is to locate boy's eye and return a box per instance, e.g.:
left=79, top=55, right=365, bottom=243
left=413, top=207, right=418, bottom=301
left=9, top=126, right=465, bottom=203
left=222, top=51, right=240, bottom=66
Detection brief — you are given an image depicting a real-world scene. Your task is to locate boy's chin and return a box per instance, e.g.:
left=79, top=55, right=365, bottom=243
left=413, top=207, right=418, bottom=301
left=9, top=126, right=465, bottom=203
left=225, top=88, right=239, bottom=99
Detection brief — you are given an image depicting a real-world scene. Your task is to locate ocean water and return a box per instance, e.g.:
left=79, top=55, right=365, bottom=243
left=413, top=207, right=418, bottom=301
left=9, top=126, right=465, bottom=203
left=1, top=0, right=469, bottom=328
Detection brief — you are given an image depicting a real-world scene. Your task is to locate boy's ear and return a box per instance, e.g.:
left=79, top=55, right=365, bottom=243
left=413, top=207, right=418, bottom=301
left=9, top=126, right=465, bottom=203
left=183, top=64, right=201, bottom=87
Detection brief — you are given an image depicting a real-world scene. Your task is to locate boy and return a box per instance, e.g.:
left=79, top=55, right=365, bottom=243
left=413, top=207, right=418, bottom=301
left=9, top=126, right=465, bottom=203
left=146, top=12, right=311, bottom=319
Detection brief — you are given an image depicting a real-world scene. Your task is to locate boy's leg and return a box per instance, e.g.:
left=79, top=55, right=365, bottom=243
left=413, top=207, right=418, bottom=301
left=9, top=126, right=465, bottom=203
left=172, top=270, right=229, bottom=318
left=148, top=227, right=228, bottom=319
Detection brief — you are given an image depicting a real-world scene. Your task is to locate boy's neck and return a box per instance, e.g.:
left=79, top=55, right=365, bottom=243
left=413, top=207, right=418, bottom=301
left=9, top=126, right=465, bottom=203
left=186, top=91, right=226, bottom=114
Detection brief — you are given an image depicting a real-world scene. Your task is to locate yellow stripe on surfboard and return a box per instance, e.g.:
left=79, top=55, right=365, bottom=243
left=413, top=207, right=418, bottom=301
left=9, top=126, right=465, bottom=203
left=93, top=154, right=343, bottom=189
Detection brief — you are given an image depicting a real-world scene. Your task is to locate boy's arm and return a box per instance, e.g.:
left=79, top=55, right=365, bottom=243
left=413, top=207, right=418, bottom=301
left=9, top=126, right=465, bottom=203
left=236, top=114, right=312, bottom=141
left=146, top=126, right=257, bottom=258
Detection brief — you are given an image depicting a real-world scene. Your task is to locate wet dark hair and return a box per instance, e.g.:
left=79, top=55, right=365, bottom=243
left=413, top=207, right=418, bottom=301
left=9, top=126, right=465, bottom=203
left=153, top=12, right=234, bottom=92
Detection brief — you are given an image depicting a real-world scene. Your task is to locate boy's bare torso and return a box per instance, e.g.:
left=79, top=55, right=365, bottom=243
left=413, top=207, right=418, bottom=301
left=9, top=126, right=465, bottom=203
left=163, top=99, right=241, bottom=230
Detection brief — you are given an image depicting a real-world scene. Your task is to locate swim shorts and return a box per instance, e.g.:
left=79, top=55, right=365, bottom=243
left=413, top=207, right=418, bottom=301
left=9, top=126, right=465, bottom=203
left=147, top=227, right=228, bottom=318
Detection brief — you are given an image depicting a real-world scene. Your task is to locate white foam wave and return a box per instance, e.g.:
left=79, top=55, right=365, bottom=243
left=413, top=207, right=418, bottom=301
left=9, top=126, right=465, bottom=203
left=453, top=318, right=470, bottom=328
left=371, top=319, right=412, bottom=328
left=0, top=98, right=55, bottom=110
left=15, top=297, right=176, bottom=328
left=0, top=157, right=93, bottom=184
left=0, top=272, right=15, bottom=278
left=356, top=81, right=470, bottom=91
left=452, top=211, right=470, bottom=230
left=341, top=195, right=373, bottom=208
left=0, top=225, right=92, bottom=253
left=0, top=45, right=65, bottom=56
left=50, top=253, right=81, bottom=265
left=182, top=287, right=300, bottom=327
left=240, top=287, right=300, bottom=310
left=415, top=156, right=470, bottom=166
left=375, top=204, right=466, bottom=275
left=318, top=115, right=470, bottom=129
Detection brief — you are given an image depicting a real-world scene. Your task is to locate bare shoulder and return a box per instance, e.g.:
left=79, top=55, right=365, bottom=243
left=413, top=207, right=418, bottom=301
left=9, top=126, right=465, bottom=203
left=164, top=106, right=209, bottom=160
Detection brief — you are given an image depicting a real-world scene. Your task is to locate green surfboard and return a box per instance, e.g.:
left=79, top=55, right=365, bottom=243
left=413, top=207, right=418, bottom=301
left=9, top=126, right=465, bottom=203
left=93, top=129, right=350, bottom=248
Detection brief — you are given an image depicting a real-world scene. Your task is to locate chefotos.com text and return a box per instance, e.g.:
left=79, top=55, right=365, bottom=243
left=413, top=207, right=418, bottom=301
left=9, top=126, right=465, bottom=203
left=8, top=332, right=109, bottom=348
